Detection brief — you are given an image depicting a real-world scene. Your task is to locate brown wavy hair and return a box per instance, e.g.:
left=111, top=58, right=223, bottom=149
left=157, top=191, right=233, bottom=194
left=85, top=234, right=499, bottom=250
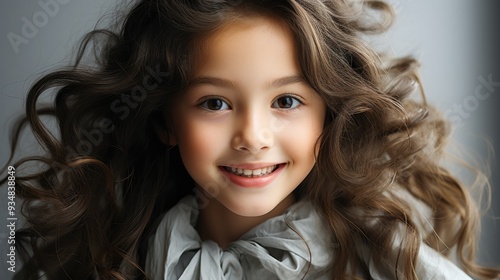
left=1, top=0, right=499, bottom=279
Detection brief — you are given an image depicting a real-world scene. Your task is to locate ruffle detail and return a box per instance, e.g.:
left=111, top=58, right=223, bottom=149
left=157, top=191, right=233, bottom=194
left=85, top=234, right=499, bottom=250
left=146, top=196, right=333, bottom=280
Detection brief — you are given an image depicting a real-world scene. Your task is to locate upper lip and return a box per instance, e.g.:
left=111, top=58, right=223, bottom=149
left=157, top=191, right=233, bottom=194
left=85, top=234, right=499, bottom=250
left=220, top=163, right=284, bottom=170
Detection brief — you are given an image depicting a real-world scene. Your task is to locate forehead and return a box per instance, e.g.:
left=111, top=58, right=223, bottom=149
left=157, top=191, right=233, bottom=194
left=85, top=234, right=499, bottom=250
left=190, top=16, right=300, bottom=79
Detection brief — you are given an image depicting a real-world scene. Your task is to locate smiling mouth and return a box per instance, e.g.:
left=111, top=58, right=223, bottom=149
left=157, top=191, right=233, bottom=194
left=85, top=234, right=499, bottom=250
left=222, top=164, right=281, bottom=178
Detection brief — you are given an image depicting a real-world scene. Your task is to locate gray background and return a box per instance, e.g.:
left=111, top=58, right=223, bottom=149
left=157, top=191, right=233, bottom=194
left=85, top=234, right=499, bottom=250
left=1, top=0, right=498, bottom=278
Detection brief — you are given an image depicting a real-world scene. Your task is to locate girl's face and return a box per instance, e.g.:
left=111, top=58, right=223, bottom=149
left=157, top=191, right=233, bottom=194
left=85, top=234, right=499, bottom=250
left=168, top=16, right=326, bottom=217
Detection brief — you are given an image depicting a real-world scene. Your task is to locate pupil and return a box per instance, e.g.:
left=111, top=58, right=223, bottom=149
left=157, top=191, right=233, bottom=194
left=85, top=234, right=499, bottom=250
left=208, top=99, right=222, bottom=110
left=279, top=97, right=292, bottom=108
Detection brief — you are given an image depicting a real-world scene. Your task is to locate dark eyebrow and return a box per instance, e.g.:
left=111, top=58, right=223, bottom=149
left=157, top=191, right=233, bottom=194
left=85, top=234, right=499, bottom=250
left=188, top=75, right=307, bottom=89
left=189, top=77, right=235, bottom=88
left=268, top=75, right=306, bottom=89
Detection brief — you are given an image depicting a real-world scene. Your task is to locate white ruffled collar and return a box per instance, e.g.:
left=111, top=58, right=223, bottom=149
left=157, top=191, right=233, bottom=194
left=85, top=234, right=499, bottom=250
left=145, top=195, right=333, bottom=279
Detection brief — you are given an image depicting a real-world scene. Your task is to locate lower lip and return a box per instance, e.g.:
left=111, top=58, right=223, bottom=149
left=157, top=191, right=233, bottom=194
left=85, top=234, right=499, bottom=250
left=220, top=164, right=285, bottom=188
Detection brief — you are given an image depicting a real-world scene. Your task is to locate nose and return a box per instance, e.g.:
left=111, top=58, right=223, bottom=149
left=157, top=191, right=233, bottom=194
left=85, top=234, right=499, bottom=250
left=231, top=108, right=274, bottom=153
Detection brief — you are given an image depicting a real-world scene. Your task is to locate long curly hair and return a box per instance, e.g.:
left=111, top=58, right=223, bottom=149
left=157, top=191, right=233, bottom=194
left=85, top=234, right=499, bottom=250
left=1, top=0, right=499, bottom=279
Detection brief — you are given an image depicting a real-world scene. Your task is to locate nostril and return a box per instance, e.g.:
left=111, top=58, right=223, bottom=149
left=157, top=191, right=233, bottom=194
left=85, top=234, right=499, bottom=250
left=231, top=129, right=274, bottom=153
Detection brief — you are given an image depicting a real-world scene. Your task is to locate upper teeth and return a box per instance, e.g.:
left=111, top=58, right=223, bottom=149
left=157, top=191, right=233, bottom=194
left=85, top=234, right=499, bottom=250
left=226, top=165, right=277, bottom=177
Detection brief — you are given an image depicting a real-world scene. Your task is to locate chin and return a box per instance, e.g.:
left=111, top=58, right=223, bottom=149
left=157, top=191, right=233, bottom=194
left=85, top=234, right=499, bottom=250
left=222, top=198, right=280, bottom=217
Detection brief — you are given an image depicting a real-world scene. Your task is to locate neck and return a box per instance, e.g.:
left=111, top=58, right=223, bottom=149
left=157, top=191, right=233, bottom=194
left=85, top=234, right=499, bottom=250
left=196, top=192, right=296, bottom=250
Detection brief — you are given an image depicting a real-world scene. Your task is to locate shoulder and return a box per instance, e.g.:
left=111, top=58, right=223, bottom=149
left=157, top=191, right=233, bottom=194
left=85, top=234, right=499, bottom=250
left=355, top=239, right=472, bottom=279
left=145, top=196, right=200, bottom=279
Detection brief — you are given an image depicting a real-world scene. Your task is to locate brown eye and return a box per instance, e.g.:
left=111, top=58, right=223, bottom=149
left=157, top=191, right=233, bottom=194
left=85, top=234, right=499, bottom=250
left=272, top=96, right=302, bottom=109
left=200, top=98, right=230, bottom=111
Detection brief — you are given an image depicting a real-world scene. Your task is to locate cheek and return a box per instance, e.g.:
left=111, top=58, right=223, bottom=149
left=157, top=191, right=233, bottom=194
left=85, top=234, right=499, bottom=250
left=279, top=113, right=324, bottom=163
left=174, top=118, right=228, bottom=169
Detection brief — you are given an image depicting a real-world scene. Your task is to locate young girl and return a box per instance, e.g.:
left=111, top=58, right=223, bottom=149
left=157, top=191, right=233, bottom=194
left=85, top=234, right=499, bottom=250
left=2, top=0, right=499, bottom=279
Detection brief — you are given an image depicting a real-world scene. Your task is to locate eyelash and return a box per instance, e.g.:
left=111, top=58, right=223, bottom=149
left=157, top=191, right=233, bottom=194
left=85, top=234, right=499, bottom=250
left=197, top=94, right=304, bottom=112
left=197, top=96, right=232, bottom=111
left=271, top=94, right=304, bottom=110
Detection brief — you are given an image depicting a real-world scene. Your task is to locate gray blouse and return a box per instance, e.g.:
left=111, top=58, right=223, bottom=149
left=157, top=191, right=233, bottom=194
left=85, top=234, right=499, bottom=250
left=145, top=196, right=472, bottom=279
